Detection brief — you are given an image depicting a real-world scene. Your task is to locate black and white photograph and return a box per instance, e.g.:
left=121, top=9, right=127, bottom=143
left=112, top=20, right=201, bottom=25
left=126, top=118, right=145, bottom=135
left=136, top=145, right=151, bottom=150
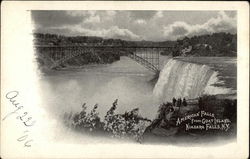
left=33, top=10, right=237, bottom=143
left=1, top=1, right=249, bottom=159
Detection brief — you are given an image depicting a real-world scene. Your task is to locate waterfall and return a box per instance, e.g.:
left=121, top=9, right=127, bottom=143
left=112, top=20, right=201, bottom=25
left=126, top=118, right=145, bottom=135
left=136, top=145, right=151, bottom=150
left=153, top=59, right=221, bottom=102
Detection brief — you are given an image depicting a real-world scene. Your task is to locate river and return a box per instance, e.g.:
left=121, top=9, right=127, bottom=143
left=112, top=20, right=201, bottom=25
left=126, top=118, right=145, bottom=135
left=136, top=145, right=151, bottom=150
left=39, top=56, right=161, bottom=120
left=39, top=55, right=236, bottom=121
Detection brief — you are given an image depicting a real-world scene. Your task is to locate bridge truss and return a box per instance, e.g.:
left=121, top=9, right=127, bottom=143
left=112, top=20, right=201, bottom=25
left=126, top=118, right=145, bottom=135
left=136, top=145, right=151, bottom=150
left=35, top=46, right=171, bottom=73
left=127, top=48, right=160, bottom=73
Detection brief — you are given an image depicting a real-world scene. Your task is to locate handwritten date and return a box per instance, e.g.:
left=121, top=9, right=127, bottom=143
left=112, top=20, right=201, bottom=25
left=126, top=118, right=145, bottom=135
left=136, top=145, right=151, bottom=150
left=2, top=91, right=36, bottom=147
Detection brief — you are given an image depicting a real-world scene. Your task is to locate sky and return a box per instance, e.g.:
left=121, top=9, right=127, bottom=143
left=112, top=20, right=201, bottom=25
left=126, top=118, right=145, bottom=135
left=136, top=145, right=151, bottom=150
left=31, top=10, right=237, bottom=41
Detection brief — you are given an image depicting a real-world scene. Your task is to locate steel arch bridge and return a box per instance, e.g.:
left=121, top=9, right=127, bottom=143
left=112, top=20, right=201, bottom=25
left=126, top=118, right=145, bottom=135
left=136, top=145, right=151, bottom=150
left=35, top=45, right=172, bottom=73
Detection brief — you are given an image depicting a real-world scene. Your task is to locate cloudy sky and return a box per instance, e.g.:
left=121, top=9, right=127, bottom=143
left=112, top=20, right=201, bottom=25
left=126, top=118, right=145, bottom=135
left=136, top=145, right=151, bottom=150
left=32, top=10, right=236, bottom=41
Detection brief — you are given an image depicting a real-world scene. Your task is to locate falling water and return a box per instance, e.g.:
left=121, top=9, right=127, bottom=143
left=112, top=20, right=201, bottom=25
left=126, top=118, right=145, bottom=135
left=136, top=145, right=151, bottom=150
left=153, top=59, right=221, bottom=102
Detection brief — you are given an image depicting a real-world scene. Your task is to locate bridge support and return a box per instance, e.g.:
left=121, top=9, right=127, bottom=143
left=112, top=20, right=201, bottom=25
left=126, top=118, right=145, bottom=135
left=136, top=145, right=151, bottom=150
left=129, top=48, right=160, bottom=73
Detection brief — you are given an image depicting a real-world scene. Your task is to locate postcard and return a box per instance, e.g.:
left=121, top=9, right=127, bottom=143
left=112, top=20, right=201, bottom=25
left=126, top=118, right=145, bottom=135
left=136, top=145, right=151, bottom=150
left=1, top=1, right=249, bottom=158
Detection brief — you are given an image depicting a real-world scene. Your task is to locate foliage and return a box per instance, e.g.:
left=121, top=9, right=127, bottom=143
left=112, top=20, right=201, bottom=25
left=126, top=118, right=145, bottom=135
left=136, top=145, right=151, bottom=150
left=34, top=33, right=175, bottom=48
left=103, top=99, right=150, bottom=142
left=64, top=99, right=151, bottom=143
left=83, top=104, right=101, bottom=132
left=71, top=103, right=101, bottom=132
left=103, top=99, right=125, bottom=137
left=174, top=32, right=237, bottom=57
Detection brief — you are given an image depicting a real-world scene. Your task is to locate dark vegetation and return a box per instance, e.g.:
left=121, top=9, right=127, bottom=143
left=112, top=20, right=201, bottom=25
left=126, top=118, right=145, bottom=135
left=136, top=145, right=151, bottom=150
left=63, top=99, right=151, bottom=143
left=169, top=32, right=237, bottom=57
left=65, top=50, right=121, bottom=65
left=34, top=33, right=175, bottom=47
left=63, top=95, right=236, bottom=144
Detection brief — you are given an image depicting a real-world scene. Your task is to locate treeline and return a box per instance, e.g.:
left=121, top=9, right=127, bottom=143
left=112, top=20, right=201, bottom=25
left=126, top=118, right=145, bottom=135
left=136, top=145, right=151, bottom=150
left=33, top=33, right=175, bottom=47
left=170, top=32, right=237, bottom=57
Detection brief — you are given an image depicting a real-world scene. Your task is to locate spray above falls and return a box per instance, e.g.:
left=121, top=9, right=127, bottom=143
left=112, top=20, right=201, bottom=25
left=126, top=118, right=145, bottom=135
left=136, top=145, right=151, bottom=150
left=153, top=59, right=219, bottom=102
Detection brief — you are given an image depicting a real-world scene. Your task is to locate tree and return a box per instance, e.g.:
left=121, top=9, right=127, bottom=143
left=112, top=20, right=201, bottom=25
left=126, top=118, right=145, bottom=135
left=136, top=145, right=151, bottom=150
left=84, top=104, right=101, bottom=132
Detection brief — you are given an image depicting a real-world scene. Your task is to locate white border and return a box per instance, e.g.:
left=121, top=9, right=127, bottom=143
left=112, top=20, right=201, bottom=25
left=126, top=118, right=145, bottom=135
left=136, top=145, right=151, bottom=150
left=1, top=1, right=249, bottom=158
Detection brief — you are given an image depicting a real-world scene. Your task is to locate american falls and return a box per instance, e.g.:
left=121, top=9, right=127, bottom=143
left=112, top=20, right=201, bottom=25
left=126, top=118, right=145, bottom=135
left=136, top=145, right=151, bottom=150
left=153, top=59, right=231, bottom=102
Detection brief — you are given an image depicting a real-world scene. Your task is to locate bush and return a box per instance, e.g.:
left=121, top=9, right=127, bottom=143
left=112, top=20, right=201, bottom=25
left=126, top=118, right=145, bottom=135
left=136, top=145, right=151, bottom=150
left=103, top=100, right=150, bottom=142
left=64, top=99, right=151, bottom=143
left=103, top=99, right=122, bottom=135
left=70, top=103, right=102, bottom=132
left=83, top=104, right=101, bottom=132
